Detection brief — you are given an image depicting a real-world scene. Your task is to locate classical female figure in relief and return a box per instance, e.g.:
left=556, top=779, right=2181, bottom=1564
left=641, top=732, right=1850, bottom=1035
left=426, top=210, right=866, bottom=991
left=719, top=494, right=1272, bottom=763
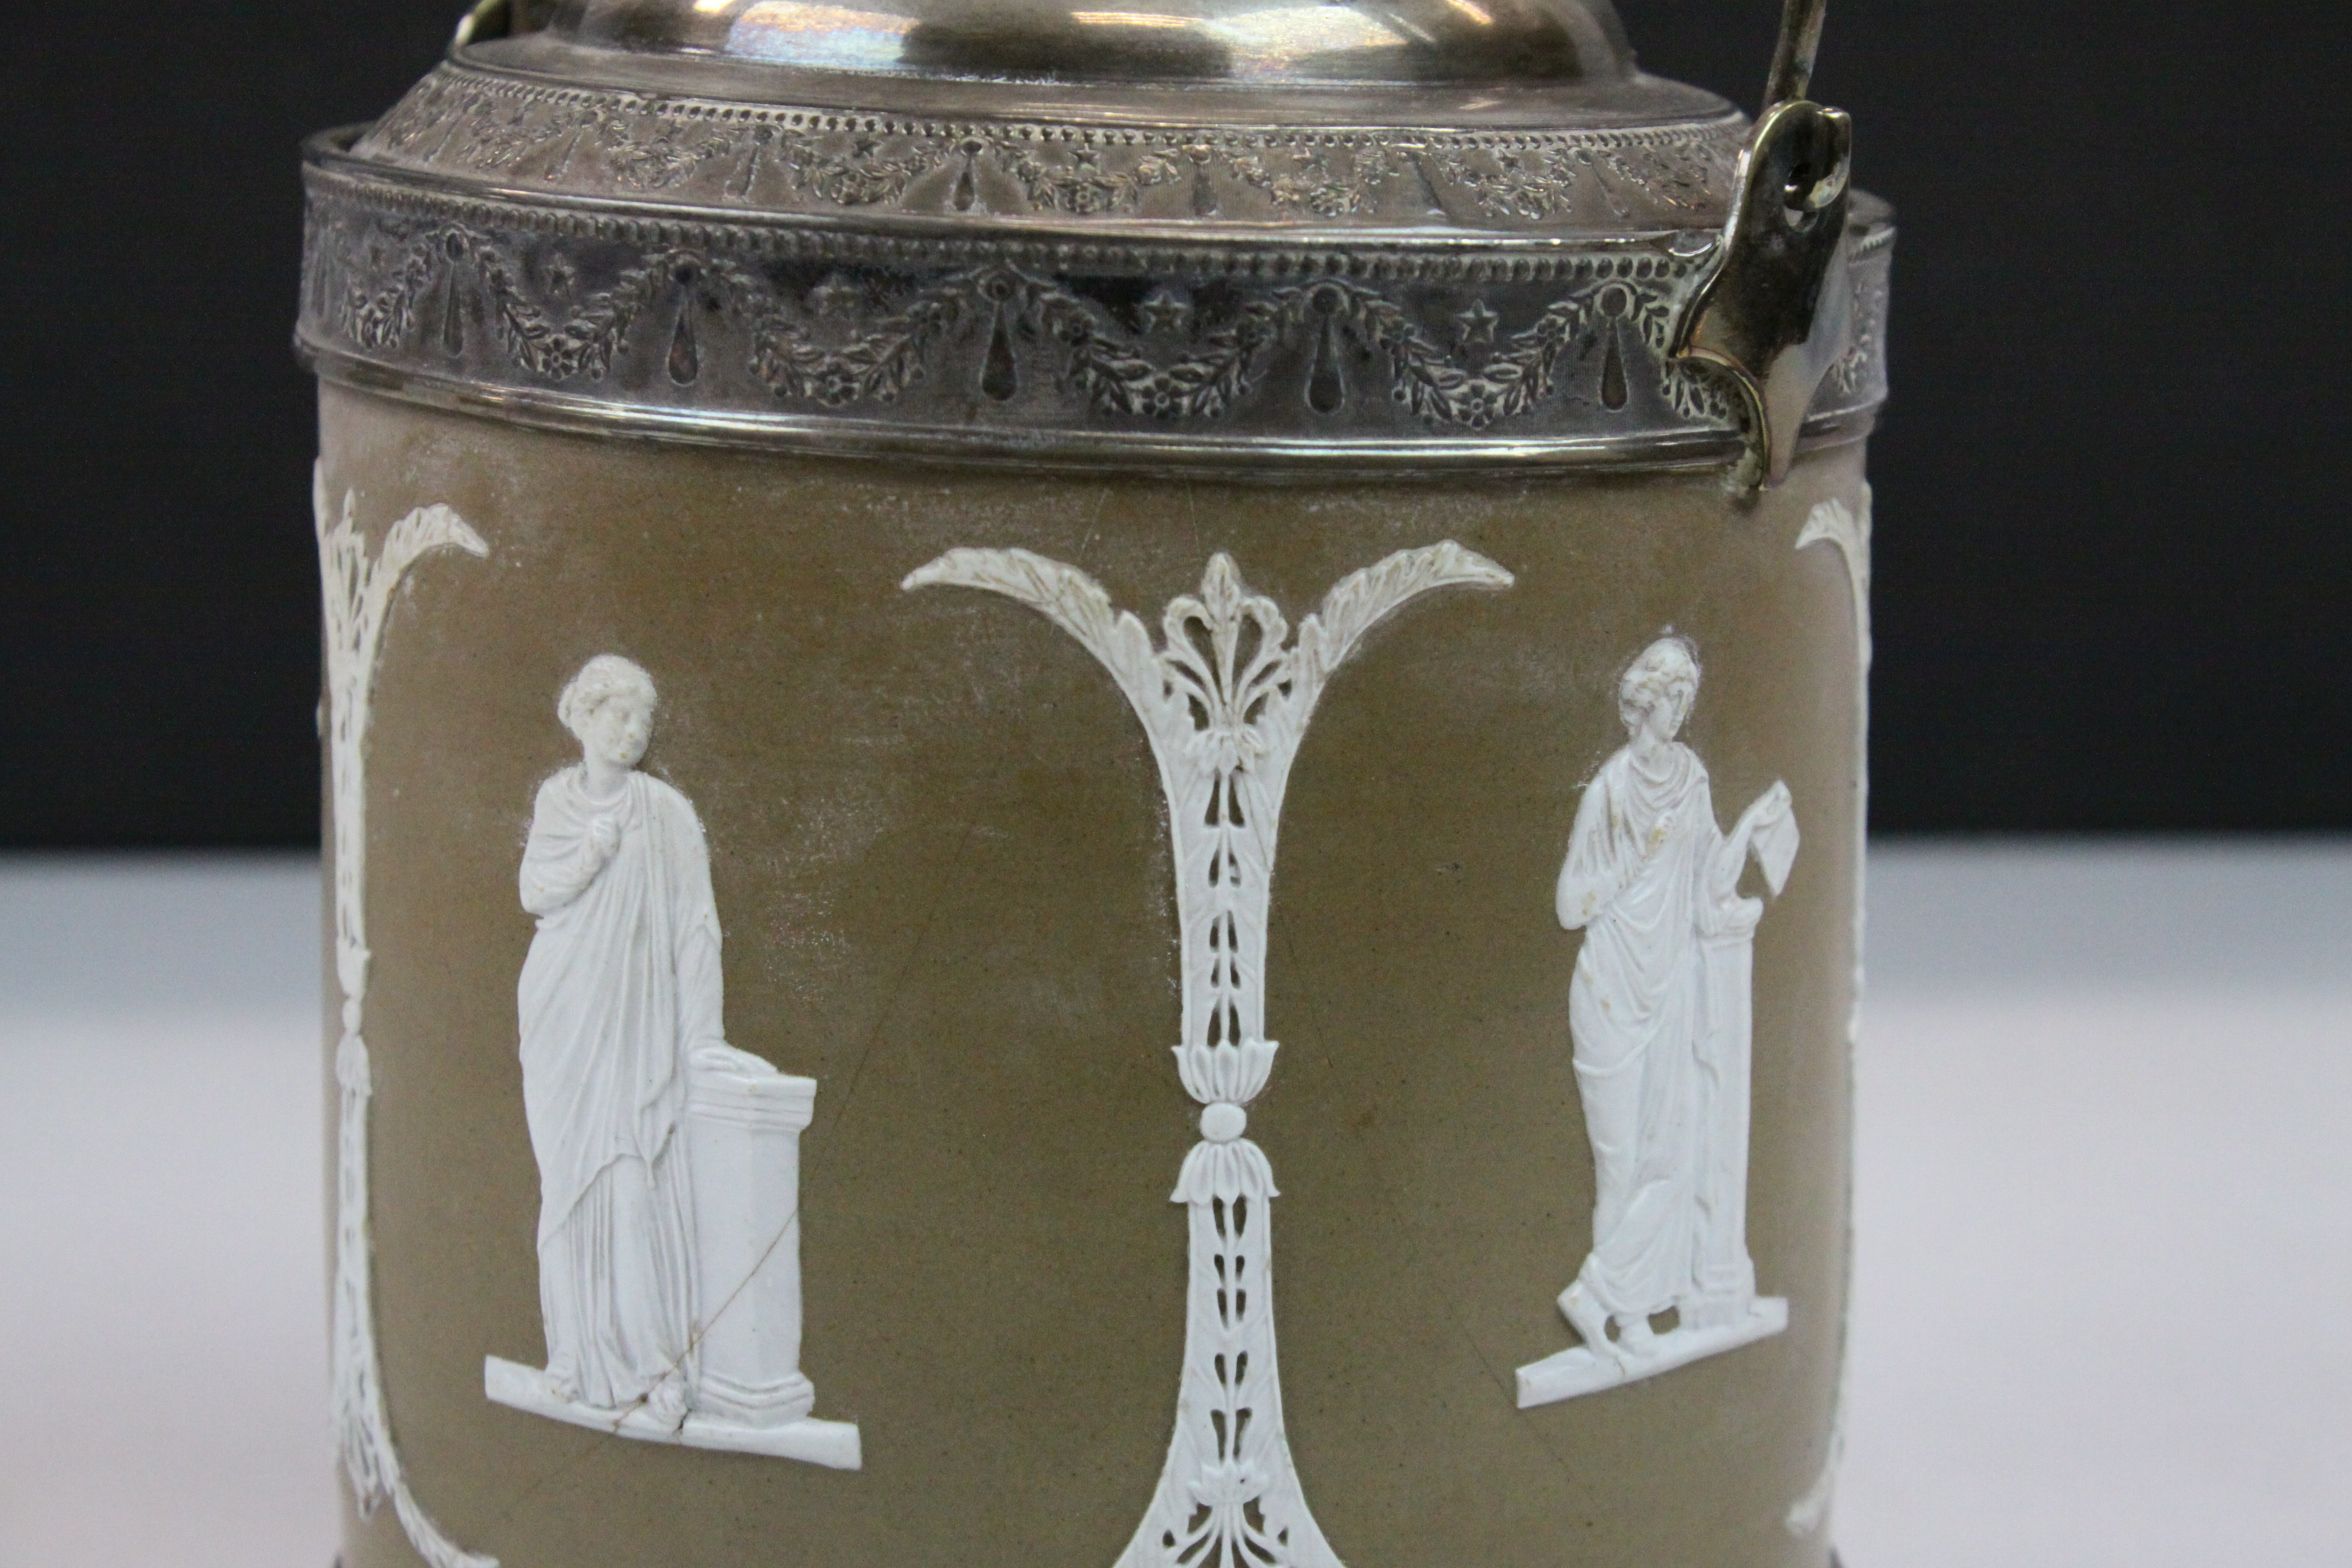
left=516, top=654, right=713, bottom=1426
left=490, top=654, right=861, bottom=1466
left=1518, top=635, right=1798, bottom=1406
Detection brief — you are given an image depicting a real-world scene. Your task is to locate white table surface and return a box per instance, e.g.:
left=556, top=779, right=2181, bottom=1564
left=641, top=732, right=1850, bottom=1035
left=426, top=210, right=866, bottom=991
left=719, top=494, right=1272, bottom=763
left=2, top=845, right=2346, bottom=1567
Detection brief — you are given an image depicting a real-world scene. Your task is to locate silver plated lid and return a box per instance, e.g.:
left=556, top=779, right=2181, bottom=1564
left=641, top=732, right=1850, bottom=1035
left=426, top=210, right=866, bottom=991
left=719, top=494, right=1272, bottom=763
left=521, top=0, right=1648, bottom=90
left=299, top=0, right=1888, bottom=477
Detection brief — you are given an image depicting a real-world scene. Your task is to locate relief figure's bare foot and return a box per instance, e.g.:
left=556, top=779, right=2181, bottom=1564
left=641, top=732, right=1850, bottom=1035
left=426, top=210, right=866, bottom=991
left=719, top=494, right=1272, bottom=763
left=1557, top=1283, right=1630, bottom=1368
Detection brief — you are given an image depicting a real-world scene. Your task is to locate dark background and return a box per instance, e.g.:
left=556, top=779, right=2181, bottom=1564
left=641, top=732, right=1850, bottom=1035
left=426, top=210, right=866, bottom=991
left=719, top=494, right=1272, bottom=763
left=2, top=3, right=2343, bottom=847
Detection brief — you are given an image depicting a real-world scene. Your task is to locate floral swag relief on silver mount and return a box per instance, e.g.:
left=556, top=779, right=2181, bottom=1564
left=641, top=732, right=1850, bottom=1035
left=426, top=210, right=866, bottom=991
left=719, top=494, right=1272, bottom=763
left=296, top=175, right=1892, bottom=461
left=317, top=468, right=495, bottom=1568
left=1517, top=635, right=1799, bottom=1409
left=905, top=545, right=1514, bottom=1568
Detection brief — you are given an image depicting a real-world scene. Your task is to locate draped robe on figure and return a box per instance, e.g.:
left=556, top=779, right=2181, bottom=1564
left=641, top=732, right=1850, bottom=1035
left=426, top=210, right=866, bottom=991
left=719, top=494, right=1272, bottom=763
left=1557, top=741, right=1739, bottom=1325
left=518, top=767, right=719, bottom=1414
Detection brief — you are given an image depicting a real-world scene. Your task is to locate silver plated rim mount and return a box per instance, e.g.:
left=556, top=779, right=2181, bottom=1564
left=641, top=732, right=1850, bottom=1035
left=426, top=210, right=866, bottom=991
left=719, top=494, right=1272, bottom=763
left=300, top=117, right=1891, bottom=472
left=356, top=60, right=1755, bottom=237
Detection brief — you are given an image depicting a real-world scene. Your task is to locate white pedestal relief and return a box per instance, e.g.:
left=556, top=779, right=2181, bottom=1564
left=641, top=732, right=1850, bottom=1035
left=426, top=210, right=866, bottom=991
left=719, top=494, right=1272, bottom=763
left=1517, top=635, right=1800, bottom=1410
left=907, top=545, right=1512, bottom=1568
left=1785, top=491, right=1872, bottom=1539
left=684, top=1046, right=819, bottom=1431
left=316, top=467, right=497, bottom=1568
left=484, top=656, right=860, bottom=1470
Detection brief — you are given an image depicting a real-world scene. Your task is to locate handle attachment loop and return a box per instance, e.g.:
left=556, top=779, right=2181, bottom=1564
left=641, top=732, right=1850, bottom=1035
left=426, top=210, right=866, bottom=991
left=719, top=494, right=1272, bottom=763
left=1672, top=0, right=1857, bottom=493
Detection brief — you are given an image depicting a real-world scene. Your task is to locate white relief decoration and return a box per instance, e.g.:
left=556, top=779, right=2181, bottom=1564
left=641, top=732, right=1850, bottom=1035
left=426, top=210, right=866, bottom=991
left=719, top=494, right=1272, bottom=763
left=1786, top=491, right=1871, bottom=1539
left=1517, top=635, right=1800, bottom=1408
left=317, top=466, right=496, bottom=1568
left=484, top=656, right=861, bottom=1470
left=905, top=544, right=1512, bottom=1568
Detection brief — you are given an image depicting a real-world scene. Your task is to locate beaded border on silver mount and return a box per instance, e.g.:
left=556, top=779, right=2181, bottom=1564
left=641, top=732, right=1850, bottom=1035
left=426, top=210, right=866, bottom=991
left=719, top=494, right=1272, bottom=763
left=298, top=129, right=1892, bottom=471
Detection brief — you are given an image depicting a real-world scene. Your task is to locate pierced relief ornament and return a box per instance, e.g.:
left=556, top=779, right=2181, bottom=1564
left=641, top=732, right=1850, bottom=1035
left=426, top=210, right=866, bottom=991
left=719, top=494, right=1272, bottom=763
left=1786, top=492, right=1872, bottom=1539
left=1517, top=635, right=1799, bottom=1408
left=905, top=544, right=1513, bottom=1568
left=484, top=655, right=861, bottom=1470
left=316, top=468, right=496, bottom=1568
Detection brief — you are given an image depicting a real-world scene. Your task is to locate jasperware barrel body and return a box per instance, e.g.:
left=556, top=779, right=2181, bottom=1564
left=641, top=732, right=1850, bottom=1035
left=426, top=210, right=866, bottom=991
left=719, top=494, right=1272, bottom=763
left=299, top=5, right=1889, bottom=1566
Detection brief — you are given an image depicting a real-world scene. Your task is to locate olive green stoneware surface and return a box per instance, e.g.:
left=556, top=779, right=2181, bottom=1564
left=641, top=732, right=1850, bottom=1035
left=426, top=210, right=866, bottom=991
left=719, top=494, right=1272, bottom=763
left=322, top=382, right=1864, bottom=1568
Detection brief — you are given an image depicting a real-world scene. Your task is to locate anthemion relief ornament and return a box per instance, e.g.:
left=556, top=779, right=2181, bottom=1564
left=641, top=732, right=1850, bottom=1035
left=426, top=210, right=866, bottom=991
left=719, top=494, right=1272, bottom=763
left=1517, top=634, right=1800, bottom=1408
left=316, top=467, right=495, bottom=1568
left=906, top=544, right=1513, bottom=1568
left=1786, top=491, right=1873, bottom=1538
left=484, top=655, right=861, bottom=1469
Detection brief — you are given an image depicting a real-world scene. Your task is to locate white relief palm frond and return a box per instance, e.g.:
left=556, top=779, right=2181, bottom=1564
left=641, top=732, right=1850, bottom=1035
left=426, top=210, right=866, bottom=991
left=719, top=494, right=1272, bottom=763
left=316, top=469, right=490, bottom=995
left=1797, top=497, right=1870, bottom=648
left=1288, top=541, right=1514, bottom=722
left=903, top=547, right=1185, bottom=744
left=314, top=465, right=495, bottom=1568
left=1787, top=489, right=1872, bottom=1541
left=376, top=503, right=489, bottom=607
left=907, top=541, right=1511, bottom=1568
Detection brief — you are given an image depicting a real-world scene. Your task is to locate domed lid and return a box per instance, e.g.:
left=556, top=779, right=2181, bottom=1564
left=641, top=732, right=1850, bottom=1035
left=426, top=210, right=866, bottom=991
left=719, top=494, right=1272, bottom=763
left=299, top=0, right=1887, bottom=480
left=520, top=0, right=1643, bottom=91
left=372, top=0, right=1743, bottom=221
